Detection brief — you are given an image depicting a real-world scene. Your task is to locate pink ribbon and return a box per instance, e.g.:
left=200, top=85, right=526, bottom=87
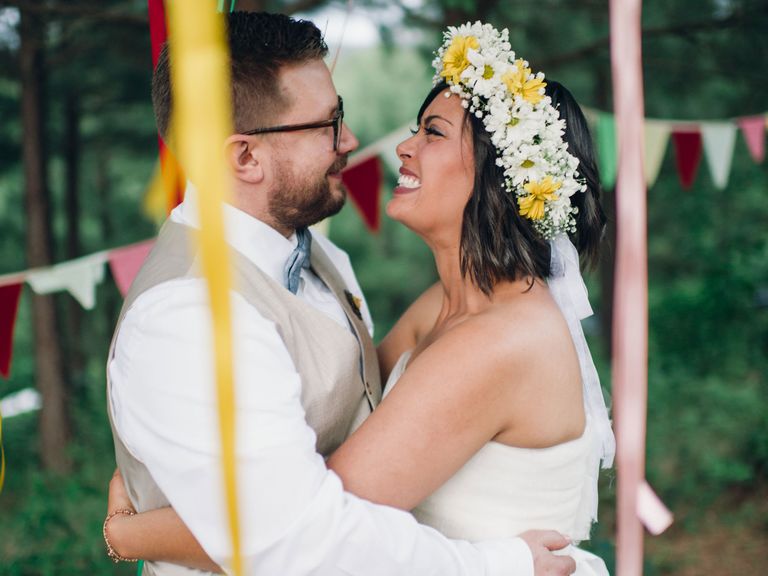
left=610, top=1, right=673, bottom=574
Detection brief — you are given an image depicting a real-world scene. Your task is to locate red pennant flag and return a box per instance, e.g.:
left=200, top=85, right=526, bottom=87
left=147, top=0, right=185, bottom=212
left=737, top=116, right=765, bottom=164
left=0, top=283, right=23, bottom=378
left=147, top=0, right=167, bottom=68
left=159, top=138, right=185, bottom=211
left=342, top=156, right=382, bottom=232
left=672, top=130, right=703, bottom=190
left=108, top=240, right=155, bottom=297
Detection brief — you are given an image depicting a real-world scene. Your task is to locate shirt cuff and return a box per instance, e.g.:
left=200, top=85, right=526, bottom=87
left=475, top=537, right=534, bottom=576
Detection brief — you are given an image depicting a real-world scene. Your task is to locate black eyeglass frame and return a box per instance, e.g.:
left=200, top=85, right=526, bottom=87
left=242, top=96, right=344, bottom=151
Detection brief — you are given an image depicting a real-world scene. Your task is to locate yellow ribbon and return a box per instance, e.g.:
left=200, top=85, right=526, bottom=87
left=164, top=3, right=242, bottom=574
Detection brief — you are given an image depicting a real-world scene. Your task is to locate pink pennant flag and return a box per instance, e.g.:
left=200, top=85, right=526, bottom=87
left=0, top=283, right=23, bottom=378
left=737, top=116, right=765, bottom=164
left=108, top=240, right=155, bottom=297
left=672, top=130, right=703, bottom=190
left=342, top=156, right=382, bottom=232
left=637, top=480, right=673, bottom=536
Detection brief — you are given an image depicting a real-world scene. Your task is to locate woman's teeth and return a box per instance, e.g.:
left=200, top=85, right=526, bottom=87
left=398, top=174, right=421, bottom=189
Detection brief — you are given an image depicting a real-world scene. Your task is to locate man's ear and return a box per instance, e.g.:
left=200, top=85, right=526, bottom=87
left=224, top=135, right=265, bottom=184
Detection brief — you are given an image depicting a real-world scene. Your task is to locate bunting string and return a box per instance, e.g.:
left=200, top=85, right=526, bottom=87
left=586, top=106, right=767, bottom=190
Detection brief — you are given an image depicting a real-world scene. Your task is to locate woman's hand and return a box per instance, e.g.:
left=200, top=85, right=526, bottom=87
left=103, top=468, right=222, bottom=572
left=108, top=468, right=133, bottom=514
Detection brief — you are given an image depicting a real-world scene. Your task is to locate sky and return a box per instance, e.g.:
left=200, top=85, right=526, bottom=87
left=298, top=1, right=426, bottom=48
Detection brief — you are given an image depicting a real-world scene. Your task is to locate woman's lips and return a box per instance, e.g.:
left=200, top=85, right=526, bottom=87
left=395, top=171, right=421, bottom=194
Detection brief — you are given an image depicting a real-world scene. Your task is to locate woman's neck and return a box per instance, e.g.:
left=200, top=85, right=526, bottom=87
left=430, top=237, right=539, bottom=326
left=431, top=240, right=492, bottom=322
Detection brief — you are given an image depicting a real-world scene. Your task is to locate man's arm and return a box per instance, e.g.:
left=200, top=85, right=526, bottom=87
left=110, top=279, right=570, bottom=575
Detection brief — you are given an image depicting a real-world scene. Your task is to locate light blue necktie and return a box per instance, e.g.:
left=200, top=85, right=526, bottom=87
left=283, top=227, right=312, bottom=294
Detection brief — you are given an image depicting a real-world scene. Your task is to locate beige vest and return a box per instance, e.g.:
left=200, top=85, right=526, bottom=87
left=106, top=221, right=380, bottom=575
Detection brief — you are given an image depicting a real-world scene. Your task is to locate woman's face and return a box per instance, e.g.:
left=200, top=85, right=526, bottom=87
left=386, top=90, right=475, bottom=245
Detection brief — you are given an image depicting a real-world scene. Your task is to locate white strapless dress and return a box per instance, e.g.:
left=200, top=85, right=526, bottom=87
left=384, top=351, right=609, bottom=576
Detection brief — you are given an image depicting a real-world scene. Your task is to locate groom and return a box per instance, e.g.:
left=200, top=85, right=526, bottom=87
left=106, top=11, right=575, bottom=576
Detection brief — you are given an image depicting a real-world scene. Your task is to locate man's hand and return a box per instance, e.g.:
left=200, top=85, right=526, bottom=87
left=519, top=530, right=576, bottom=576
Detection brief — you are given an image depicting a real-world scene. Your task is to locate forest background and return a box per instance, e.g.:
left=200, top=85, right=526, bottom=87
left=0, top=0, right=766, bottom=574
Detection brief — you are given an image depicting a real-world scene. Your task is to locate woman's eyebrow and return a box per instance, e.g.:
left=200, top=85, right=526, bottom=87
left=423, top=114, right=453, bottom=126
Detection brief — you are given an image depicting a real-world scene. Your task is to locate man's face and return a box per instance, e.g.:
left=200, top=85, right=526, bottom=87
left=267, top=60, right=358, bottom=231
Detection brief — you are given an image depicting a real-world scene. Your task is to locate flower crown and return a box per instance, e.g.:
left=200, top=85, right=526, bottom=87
left=433, top=22, right=585, bottom=240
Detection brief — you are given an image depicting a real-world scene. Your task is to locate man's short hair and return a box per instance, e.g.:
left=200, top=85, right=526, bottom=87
left=151, top=11, right=328, bottom=139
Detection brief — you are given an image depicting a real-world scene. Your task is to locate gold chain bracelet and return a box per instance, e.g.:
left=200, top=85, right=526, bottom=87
left=103, top=508, right=139, bottom=563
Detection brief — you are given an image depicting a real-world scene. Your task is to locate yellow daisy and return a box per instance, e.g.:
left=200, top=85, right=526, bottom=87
left=502, top=59, right=547, bottom=104
left=441, top=35, right=479, bottom=85
left=518, top=176, right=561, bottom=220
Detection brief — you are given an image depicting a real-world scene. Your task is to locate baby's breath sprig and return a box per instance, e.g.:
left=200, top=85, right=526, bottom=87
left=433, top=22, right=586, bottom=240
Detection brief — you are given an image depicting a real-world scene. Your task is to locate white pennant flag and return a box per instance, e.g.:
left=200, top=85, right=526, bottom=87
left=27, top=252, right=108, bottom=310
left=644, top=120, right=670, bottom=188
left=701, top=121, right=737, bottom=190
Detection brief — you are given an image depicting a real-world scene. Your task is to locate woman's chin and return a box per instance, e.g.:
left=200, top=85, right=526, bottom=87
left=385, top=196, right=409, bottom=223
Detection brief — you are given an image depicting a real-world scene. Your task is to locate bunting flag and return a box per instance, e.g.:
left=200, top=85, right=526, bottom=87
left=584, top=106, right=767, bottom=192
left=0, top=282, right=23, bottom=491
left=27, top=252, right=107, bottom=310
left=108, top=240, right=156, bottom=297
left=160, top=139, right=186, bottom=214
left=147, top=0, right=167, bottom=67
left=738, top=115, right=766, bottom=164
left=701, top=122, right=738, bottom=190
left=0, top=283, right=23, bottom=379
left=597, top=113, right=618, bottom=189
left=147, top=0, right=185, bottom=214
left=643, top=120, right=670, bottom=188
left=0, top=388, right=42, bottom=419
left=342, top=156, right=383, bottom=232
left=672, top=130, right=703, bottom=190
left=637, top=480, right=674, bottom=536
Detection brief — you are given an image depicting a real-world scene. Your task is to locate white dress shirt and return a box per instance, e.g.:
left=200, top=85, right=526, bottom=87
left=108, top=189, right=533, bottom=575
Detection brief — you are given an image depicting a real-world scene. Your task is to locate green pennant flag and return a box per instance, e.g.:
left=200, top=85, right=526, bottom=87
left=598, top=113, right=618, bottom=189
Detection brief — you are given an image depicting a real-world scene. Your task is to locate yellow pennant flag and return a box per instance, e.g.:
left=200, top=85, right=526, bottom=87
left=164, top=3, right=242, bottom=574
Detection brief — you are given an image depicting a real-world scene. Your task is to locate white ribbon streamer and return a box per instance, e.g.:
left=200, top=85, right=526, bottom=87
left=547, top=234, right=616, bottom=469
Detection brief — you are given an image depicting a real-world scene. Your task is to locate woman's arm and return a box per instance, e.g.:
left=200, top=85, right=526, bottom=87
left=106, top=469, right=221, bottom=572
left=376, top=281, right=443, bottom=383
left=104, top=282, right=446, bottom=570
left=329, top=315, right=529, bottom=510
left=106, top=317, right=520, bottom=567
left=107, top=291, right=579, bottom=566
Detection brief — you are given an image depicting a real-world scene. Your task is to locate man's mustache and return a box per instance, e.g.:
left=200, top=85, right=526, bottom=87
left=328, top=156, right=348, bottom=175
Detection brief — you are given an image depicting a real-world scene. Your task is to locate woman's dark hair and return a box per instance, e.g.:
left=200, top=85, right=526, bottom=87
left=417, top=80, right=606, bottom=294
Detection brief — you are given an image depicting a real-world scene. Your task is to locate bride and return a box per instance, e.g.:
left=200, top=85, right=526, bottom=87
left=106, top=22, right=614, bottom=575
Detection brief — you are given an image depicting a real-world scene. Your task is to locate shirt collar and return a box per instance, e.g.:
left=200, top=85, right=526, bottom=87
left=170, top=182, right=299, bottom=283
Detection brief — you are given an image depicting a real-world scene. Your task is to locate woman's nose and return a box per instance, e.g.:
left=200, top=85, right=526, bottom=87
left=396, top=133, right=417, bottom=159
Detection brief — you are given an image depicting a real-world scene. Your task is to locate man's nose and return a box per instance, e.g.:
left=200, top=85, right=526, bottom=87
left=338, top=121, right=359, bottom=154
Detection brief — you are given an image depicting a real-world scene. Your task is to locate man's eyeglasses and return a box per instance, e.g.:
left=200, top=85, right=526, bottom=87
left=242, top=96, right=344, bottom=151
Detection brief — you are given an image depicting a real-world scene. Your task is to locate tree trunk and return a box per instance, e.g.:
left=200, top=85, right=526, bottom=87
left=20, top=7, right=71, bottom=473
left=64, top=90, right=84, bottom=379
left=595, top=65, right=616, bottom=359
left=97, top=149, right=120, bottom=328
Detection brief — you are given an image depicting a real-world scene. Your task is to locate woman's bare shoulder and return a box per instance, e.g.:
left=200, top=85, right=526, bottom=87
left=442, top=284, right=585, bottom=446
left=377, top=282, right=443, bottom=382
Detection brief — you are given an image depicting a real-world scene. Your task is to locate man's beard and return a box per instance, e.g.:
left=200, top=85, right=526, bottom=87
left=269, top=156, right=348, bottom=230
